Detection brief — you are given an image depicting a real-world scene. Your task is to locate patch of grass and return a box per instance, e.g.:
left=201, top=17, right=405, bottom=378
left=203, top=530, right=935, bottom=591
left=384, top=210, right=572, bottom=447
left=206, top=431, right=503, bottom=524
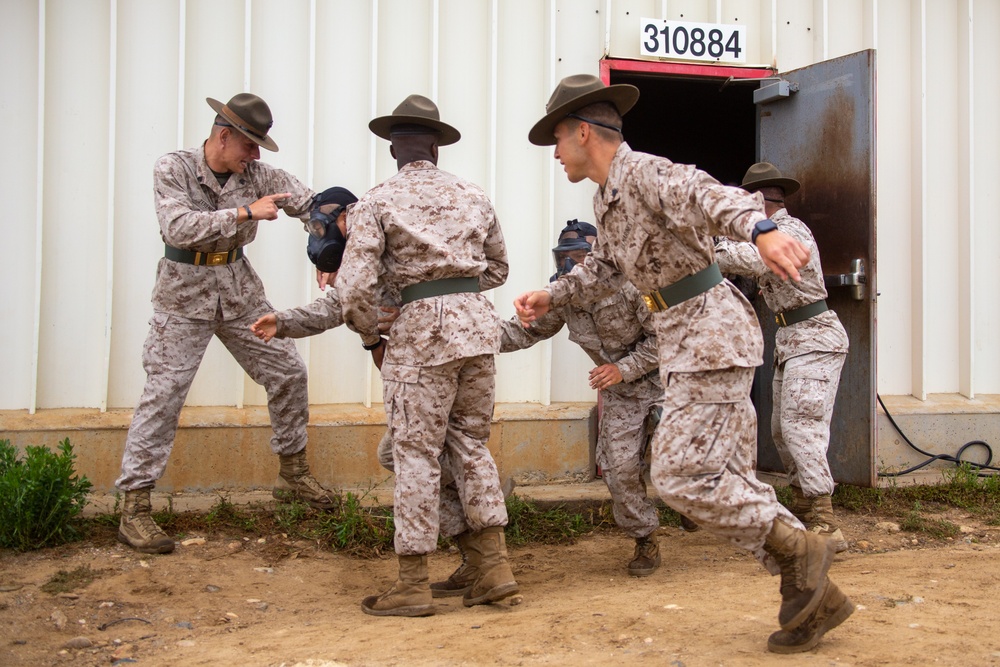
left=71, top=462, right=1000, bottom=557
left=832, top=483, right=888, bottom=513
left=204, top=495, right=260, bottom=533
left=503, top=493, right=594, bottom=547
left=657, top=505, right=689, bottom=528
left=40, top=565, right=106, bottom=595
left=274, top=498, right=310, bottom=533
left=831, top=465, right=1000, bottom=533
left=307, top=492, right=395, bottom=557
left=898, top=501, right=961, bottom=539
left=772, top=484, right=793, bottom=508
left=151, top=494, right=177, bottom=530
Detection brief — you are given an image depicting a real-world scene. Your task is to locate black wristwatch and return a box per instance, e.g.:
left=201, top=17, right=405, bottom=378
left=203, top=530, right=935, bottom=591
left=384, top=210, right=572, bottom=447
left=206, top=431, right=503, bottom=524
left=362, top=338, right=385, bottom=351
left=751, top=218, right=778, bottom=244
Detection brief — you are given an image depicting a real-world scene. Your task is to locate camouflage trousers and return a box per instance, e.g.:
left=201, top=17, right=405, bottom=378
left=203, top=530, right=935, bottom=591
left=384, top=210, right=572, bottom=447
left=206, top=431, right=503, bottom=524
left=376, top=431, right=468, bottom=539
left=772, top=350, right=847, bottom=497
left=117, top=306, right=309, bottom=491
left=650, top=366, right=801, bottom=571
left=382, top=354, right=507, bottom=555
left=597, top=383, right=662, bottom=539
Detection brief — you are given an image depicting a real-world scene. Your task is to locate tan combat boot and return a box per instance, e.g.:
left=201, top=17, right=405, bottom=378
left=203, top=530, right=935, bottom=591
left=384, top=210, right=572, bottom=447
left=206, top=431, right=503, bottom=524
left=763, top=518, right=837, bottom=631
left=430, top=531, right=481, bottom=598
left=628, top=531, right=661, bottom=577
left=118, top=488, right=175, bottom=554
left=766, top=578, right=855, bottom=653
left=805, top=494, right=849, bottom=553
left=361, top=554, right=435, bottom=617
left=463, top=526, right=519, bottom=606
left=679, top=514, right=700, bottom=532
left=789, top=485, right=812, bottom=522
left=273, top=449, right=336, bottom=509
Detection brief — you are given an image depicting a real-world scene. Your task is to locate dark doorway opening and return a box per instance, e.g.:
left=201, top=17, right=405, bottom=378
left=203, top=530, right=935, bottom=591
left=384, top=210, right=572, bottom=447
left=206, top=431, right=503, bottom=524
left=608, top=68, right=760, bottom=186
left=601, top=58, right=776, bottom=474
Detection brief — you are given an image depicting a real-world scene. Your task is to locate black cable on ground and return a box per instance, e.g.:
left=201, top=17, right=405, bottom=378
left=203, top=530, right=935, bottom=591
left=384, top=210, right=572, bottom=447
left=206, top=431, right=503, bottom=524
left=877, top=394, right=999, bottom=477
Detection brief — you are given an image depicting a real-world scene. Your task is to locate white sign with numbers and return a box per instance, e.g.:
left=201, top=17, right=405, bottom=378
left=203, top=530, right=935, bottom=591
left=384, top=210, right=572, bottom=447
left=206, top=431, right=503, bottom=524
left=639, top=18, right=746, bottom=64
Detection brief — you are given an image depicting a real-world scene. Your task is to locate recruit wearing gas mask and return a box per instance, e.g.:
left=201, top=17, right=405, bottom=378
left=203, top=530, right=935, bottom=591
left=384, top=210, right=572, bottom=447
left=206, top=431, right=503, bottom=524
left=549, top=219, right=598, bottom=282
left=305, top=186, right=358, bottom=273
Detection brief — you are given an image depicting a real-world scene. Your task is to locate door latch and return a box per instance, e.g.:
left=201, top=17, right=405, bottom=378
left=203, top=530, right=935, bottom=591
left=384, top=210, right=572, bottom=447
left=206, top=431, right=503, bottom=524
left=825, top=258, right=866, bottom=301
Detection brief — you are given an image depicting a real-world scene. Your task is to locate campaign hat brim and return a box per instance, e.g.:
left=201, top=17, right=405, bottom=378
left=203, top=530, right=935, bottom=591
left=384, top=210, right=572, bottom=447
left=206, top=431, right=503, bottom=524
left=528, top=76, right=639, bottom=146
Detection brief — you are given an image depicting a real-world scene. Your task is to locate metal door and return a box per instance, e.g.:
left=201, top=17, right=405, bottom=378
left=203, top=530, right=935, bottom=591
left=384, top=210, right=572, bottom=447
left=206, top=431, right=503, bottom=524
left=754, top=49, right=877, bottom=487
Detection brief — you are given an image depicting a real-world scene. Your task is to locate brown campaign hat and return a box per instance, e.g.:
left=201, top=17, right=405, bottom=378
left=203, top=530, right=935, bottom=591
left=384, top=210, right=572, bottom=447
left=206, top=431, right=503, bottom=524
left=528, top=74, right=639, bottom=146
left=368, top=94, right=461, bottom=146
left=740, top=162, right=800, bottom=195
left=206, top=93, right=279, bottom=152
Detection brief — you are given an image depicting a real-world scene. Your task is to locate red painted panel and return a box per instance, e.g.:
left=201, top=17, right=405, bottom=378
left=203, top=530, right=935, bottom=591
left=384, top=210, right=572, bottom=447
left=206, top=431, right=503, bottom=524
left=600, top=57, right=773, bottom=82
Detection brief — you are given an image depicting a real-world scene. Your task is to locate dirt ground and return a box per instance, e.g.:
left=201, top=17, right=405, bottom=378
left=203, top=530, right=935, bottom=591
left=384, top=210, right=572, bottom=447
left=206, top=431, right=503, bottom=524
left=2, top=505, right=1000, bottom=667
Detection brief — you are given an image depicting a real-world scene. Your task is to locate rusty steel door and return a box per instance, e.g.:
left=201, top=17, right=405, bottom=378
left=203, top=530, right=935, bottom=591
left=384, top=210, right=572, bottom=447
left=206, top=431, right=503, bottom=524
left=754, top=49, right=877, bottom=487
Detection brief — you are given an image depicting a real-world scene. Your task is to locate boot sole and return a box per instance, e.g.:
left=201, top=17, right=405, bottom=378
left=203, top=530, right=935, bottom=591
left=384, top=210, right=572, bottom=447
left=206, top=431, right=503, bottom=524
left=628, top=555, right=662, bottom=577
left=361, top=605, right=435, bottom=617
left=430, top=585, right=472, bottom=599
left=782, top=537, right=837, bottom=631
left=462, top=582, right=519, bottom=607
left=117, top=530, right=174, bottom=554
left=768, top=581, right=855, bottom=654
left=361, top=596, right=435, bottom=617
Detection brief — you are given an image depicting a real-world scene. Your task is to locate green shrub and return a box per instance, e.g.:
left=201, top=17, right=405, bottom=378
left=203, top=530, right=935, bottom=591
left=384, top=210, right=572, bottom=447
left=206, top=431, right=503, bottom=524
left=0, top=438, right=92, bottom=551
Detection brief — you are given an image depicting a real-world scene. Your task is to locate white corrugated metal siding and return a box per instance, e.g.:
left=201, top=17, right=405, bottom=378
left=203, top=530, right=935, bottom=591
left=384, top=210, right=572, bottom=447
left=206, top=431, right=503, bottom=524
left=0, top=0, right=997, bottom=413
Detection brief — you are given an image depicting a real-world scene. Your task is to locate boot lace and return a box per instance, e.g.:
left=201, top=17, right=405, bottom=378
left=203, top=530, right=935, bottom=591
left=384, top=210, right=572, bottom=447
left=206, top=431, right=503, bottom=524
left=133, top=512, right=167, bottom=539
left=127, top=492, right=167, bottom=539
left=634, top=538, right=657, bottom=561
left=292, top=472, right=334, bottom=501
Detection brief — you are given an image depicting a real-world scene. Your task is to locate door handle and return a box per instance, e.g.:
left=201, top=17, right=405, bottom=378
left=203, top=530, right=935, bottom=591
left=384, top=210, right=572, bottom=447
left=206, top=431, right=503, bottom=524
left=824, top=258, right=866, bottom=301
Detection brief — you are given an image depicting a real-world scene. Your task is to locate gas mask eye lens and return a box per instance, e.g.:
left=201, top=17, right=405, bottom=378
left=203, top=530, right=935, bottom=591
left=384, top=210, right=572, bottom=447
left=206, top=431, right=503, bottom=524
left=307, top=209, right=340, bottom=238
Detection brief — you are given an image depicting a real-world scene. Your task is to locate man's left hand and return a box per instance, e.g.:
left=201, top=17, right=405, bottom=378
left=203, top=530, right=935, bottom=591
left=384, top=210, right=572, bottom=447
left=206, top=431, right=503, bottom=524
left=514, top=290, right=552, bottom=327
left=756, top=231, right=809, bottom=281
left=317, top=269, right=335, bottom=290
left=589, top=363, right=623, bottom=390
left=377, top=306, right=401, bottom=335
left=250, top=313, right=278, bottom=342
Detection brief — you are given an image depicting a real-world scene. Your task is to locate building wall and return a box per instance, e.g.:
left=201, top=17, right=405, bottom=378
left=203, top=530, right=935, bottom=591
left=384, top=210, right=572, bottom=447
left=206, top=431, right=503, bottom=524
left=1, top=0, right=998, bottom=420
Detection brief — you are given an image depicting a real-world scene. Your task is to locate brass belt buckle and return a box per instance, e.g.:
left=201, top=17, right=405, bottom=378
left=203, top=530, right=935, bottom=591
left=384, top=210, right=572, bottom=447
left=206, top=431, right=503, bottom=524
left=775, top=312, right=788, bottom=326
left=205, top=251, right=229, bottom=266
left=642, top=291, right=668, bottom=313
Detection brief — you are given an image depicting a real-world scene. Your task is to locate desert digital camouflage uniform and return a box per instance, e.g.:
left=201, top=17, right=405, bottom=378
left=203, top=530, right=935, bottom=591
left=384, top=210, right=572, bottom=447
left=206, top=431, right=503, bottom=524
left=266, top=272, right=469, bottom=536
left=271, top=279, right=399, bottom=339
left=544, top=143, right=803, bottom=567
left=337, top=160, right=509, bottom=555
left=716, top=207, right=849, bottom=497
left=375, top=430, right=469, bottom=539
left=273, top=287, right=346, bottom=338
left=116, top=146, right=314, bottom=491
left=499, top=282, right=661, bottom=539
left=269, top=285, right=483, bottom=534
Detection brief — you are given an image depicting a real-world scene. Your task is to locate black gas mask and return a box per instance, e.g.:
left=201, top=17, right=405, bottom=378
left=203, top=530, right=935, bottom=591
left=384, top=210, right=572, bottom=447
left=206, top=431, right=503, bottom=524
left=549, top=219, right=597, bottom=282
left=305, top=186, right=358, bottom=273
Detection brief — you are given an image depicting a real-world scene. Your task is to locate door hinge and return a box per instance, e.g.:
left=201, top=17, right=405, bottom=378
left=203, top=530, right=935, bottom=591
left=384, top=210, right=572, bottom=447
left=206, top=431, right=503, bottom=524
left=753, top=78, right=799, bottom=105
